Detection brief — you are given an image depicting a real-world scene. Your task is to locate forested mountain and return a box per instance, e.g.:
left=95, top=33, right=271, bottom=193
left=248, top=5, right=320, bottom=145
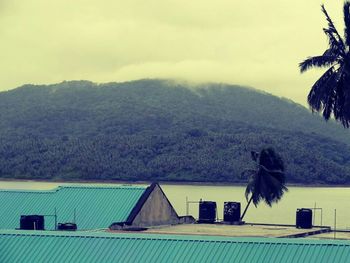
left=1, top=79, right=350, bottom=184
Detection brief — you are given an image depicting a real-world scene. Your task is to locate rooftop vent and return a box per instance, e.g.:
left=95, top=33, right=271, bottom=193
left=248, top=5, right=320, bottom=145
left=57, top=223, right=77, bottom=231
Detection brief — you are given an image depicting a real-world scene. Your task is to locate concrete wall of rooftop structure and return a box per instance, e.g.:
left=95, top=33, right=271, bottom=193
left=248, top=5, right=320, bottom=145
left=130, top=184, right=180, bottom=227
left=110, top=183, right=192, bottom=230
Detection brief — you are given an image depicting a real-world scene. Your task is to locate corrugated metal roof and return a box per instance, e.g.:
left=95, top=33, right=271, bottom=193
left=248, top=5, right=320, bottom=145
left=0, top=230, right=349, bottom=263
left=0, top=185, right=146, bottom=230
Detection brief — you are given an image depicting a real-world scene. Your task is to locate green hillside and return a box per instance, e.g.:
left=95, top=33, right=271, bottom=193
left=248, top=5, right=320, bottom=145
left=1, top=79, right=350, bottom=184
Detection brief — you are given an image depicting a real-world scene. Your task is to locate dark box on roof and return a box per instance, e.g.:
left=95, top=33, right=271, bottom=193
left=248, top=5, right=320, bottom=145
left=20, top=215, right=45, bottom=230
left=296, top=208, right=312, bottom=229
left=224, top=202, right=241, bottom=222
left=57, top=223, right=77, bottom=231
left=198, top=201, right=216, bottom=223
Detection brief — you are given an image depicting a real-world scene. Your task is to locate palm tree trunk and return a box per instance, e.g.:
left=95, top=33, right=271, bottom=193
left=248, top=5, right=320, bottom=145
left=240, top=196, right=253, bottom=221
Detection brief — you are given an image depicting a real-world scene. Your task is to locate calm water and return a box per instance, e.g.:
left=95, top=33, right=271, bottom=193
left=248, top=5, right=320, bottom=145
left=1, top=181, right=349, bottom=229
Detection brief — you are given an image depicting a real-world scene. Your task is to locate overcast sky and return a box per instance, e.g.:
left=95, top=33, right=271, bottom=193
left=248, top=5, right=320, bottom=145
left=0, top=1, right=345, bottom=105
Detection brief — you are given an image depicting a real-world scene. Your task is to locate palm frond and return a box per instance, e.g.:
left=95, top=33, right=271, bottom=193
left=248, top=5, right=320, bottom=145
left=333, top=91, right=348, bottom=127
left=300, top=4, right=350, bottom=128
left=307, top=67, right=338, bottom=114
left=299, top=55, right=337, bottom=73
left=323, top=28, right=346, bottom=57
left=343, top=1, right=350, bottom=46
left=245, top=175, right=255, bottom=201
left=262, top=174, right=288, bottom=206
left=252, top=171, right=267, bottom=206
left=322, top=89, right=336, bottom=120
left=321, top=4, right=346, bottom=52
left=259, top=148, right=285, bottom=173
left=333, top=71, right=350, bottom=127
left=323, top=48, right=334, bottom=57
left=244, top=148, right=287, bottom=207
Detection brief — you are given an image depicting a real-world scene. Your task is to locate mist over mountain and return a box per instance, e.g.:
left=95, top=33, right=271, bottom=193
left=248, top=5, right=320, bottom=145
left=1, top=79, right=350, bottom=184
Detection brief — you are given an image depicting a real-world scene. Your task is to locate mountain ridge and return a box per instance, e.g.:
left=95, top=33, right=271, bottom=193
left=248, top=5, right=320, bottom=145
left=1, top=79, right=350, bottom=184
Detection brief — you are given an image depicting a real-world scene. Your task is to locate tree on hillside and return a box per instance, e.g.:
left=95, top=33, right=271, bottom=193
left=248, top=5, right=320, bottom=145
left=300, top=2, right=350, bottom=127
left=240, top=148, right=288, bottom=220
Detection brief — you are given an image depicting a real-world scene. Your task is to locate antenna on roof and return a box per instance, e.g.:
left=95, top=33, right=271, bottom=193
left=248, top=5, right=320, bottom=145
left=55, top=208, right=57, bottom=230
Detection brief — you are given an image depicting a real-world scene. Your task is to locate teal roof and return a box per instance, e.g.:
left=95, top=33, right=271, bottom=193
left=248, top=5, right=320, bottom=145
left=0, top=185, right=146, bottom=230
left=0, top=230, right=349, bottom=263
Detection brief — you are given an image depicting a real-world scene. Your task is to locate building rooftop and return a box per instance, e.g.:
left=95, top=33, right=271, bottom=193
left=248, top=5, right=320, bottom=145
left=0, top=185, right=147, bottom=230
left=306, top=231, right=350, bottom=240
left=0, top=230, right=349, bottom=263
left=111, top=223, right=330, bottom=238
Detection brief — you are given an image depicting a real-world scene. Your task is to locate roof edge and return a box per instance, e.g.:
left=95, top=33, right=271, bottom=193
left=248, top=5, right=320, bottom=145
left=0, top=184, right=147, bottom=194
left=1, top=230, right=350, bottom=245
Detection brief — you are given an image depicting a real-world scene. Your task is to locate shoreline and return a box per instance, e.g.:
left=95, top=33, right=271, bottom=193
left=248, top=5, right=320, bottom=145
left=0, top=178, right=350, bottom=188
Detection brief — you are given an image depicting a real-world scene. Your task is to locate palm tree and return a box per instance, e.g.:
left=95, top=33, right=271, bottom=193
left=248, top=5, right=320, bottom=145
left=240, top=148, right=288, bottom=220
left=299, top=2, right=350, bottom=127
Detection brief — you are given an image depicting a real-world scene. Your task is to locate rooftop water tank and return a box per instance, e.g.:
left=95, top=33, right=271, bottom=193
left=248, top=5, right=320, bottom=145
left=224, top=202, right=241, bottom=222
left=198, top=201, right=216, bottom=223
left=296, top=208, right=312, bottom=229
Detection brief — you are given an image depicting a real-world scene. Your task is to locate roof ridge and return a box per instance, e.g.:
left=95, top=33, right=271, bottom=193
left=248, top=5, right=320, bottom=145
left=58, top=185, right=147, bottom=190
left=0, top=188, right=57, bottom=194
left=0, top=184, right=147, bottom=193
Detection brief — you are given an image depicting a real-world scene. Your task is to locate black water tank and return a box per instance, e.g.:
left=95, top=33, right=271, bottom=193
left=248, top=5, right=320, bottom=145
left=20, top=215, right=45, bottom=230
left=198, top=201, right=217, bottom=223
left=57, top=223, right=77, bottom=231
left=224, top=202, right=241, bottom=222
left=296, top=208, right=312, bottom=229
